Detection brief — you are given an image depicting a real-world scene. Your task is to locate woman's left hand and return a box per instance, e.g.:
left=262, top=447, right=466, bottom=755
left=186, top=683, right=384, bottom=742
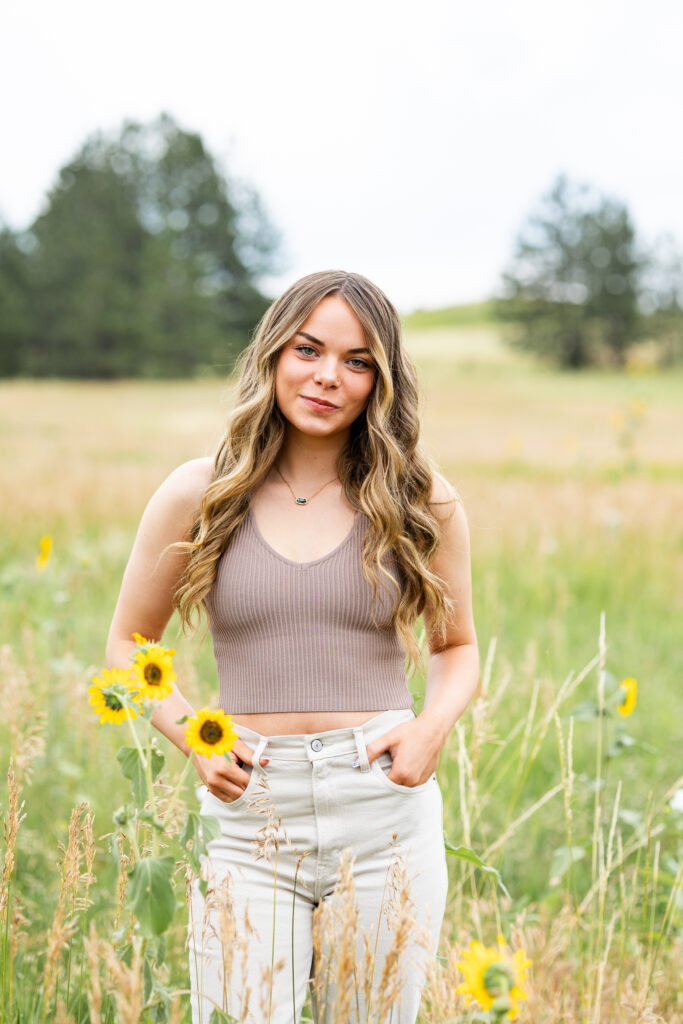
left=364, top=718, right=443, bottom=787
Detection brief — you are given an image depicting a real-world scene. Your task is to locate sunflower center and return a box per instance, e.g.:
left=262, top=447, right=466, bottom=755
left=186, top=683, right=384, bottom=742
left=199, top=720, right=224, bottom=745
left=104, top=692, right=123, bottom=711
left=144, top=663, right=163, bottom=685
left=483, top=961, right=514, bottom=997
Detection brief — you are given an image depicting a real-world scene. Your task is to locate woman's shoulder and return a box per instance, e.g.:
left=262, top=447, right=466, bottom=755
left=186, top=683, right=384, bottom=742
left=428, top=471, right=460, bottom=520
left=145, top=457, right=215, bottom=527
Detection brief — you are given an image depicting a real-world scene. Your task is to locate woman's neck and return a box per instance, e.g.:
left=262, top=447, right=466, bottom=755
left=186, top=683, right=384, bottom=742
left=275, top=427, right=347, bottom=487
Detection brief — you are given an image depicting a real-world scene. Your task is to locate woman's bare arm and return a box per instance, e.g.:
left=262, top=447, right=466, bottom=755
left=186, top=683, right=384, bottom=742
left=105, top=456, right=267, bottom=801
left=364, top=472, right=480, bottom=785
left=419, top=473, right=480, bottom=744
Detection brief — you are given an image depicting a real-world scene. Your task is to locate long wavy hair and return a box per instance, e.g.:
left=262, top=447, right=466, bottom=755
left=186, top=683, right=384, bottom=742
left=170, top=269, right=457, bottom=677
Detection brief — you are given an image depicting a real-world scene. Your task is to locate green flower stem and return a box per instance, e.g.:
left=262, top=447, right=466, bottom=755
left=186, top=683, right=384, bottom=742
left=123, top=703, right=159, bottom=856
left=123, top=821, right=142, bottom=863
left=141, top=715, right=160, bottom=857
left=160, top=751, right=196, bottom=832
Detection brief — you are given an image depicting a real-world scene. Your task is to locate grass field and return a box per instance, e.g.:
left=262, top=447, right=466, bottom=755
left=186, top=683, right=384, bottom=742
left=1, top=323, right=681, bottom=1022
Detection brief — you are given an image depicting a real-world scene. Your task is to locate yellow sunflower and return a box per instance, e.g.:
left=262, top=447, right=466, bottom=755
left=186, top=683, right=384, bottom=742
left=130, top=643, right=176, bottom=700
left=455, top=935, right=531, bottom=1020
left=89, top=667, right=139, bottom=724
left=618, top=677, right=637, bottom=717
left=185, top=708, right=238, bottom=759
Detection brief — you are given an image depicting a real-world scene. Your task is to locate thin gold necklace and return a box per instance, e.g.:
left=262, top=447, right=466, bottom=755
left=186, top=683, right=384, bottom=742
left=273, top=464, right=339, bottom=505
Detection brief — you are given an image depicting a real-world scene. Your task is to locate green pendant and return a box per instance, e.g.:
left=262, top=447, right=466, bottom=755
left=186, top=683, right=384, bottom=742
left=295, top=497, right=308, bottom=505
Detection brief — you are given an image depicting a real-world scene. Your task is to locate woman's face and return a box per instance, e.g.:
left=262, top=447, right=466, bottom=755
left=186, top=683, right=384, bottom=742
left=274, top=294, right=377, bottom=439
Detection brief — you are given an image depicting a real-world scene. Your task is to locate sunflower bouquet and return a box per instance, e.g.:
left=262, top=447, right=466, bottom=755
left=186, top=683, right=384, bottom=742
left=87, top=634, right=237, bottom=1018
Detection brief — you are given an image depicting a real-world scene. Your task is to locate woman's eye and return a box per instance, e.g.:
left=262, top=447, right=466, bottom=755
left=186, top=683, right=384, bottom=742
left=294, top=345, right=372, bottom=370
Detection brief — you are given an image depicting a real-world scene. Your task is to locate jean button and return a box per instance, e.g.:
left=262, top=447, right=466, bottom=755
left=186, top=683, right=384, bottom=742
left=311, top=738, right=323, bottom=752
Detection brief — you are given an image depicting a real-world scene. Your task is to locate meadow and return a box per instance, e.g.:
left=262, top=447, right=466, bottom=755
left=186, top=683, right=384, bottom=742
left=0, top=321, right=681, bottom=1022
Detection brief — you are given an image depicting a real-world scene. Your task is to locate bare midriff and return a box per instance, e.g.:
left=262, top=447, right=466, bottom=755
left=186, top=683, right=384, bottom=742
left=231, top=710, right=387, bottom=737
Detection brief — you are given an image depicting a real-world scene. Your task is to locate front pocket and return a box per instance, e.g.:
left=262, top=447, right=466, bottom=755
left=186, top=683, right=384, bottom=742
left=371, top=753, right=435, bottom=794
left=202, top=762, right=260, bottom=811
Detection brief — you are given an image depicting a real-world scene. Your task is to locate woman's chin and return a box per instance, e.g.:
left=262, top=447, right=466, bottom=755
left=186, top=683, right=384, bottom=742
left=285, top=416, right=348, bottom=439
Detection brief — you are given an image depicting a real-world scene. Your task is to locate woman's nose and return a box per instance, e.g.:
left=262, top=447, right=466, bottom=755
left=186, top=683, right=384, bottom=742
left=313, top=359, right=340, bottom=386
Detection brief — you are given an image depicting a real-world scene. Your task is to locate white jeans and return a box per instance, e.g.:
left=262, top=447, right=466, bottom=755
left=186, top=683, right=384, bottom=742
left=187, top=708, right=448, bottom=1024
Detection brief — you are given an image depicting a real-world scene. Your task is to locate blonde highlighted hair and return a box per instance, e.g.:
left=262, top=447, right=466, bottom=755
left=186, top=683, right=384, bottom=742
left=172, top=269, right=457, bottom=677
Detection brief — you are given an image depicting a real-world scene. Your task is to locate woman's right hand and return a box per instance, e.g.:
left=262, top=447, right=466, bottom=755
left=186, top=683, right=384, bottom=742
left=192, top=740, right=269, bottom=803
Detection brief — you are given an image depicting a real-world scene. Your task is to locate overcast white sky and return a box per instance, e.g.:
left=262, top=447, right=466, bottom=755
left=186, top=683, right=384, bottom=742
left=2, top=0, right=682, bottom=313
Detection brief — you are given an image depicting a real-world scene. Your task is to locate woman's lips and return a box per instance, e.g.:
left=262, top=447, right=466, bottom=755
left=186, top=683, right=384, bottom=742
left=301, top=395, right=339, bottom=411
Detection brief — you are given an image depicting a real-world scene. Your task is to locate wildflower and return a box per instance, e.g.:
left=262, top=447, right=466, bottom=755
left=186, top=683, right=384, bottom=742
left=456, top=935, right=531, bottom=1020
left=185, top=708, right=237, bottom=759
left=617, top=677, right=637, bottom=716
left=130, top=640, right=176, bottom=700
left=89, top=668, right=139, bottom=724
left=36, top=534, right=52, bottom=571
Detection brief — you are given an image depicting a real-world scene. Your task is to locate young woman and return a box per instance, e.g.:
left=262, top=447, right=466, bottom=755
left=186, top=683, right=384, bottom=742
left=106, top=269, right=480, bottom=1023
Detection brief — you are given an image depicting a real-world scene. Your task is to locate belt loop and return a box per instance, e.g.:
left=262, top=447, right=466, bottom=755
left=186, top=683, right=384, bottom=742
left=250, top=735, right=269, bottom=778
left=352, top=727, right=371, bottom=773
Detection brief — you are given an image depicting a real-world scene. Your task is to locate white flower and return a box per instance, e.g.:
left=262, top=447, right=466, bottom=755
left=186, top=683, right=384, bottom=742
left=669, top=788, right=683, bottom=813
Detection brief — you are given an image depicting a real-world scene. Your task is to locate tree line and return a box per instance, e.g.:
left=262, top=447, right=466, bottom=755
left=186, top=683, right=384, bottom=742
left=494, top=174, right=683, bottom=369
left=0, top=114, right=284, bottom=378
left=1, top=115, right=680, bottom=376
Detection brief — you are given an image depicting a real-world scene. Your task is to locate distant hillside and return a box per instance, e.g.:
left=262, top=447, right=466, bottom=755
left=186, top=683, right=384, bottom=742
left=400, top=300, right=496, bottom=329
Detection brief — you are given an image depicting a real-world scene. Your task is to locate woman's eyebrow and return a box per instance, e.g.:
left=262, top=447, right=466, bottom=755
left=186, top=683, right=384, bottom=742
left=296, top=330, right=371, bottom=355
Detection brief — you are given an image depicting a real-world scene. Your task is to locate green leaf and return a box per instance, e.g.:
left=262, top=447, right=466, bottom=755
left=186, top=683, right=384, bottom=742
left=143, top=949, right=172, bottom=1022
left=151, top=747, right=165, bottom=778
left=209, top=1009, right=240, bottom=1024
left=127, top=856, right=176, bottom=936
left=607, top=732, right=657, bottom=758
left=180, top=810, right=200, bottom=847
left=143, top=956, right=154, bottom=1003
left=564, top=700, right=602, bottom=721
left=180, top=811, right=221, bottom=874
left=180, top=812, right=202, bottom=874
left=549, top=845, right=586, bottom=886
left=443, top=839, right=511, bottom=899
left=143, top=933, right=167, bottom=965
left=137, top=809, right=165, bottom=831
left=601, top=669, right=619, bottom=694
left=201, top=813, right=222, bottom=844
left=117, top=745, right=165, bottom=804
left=116, top=940, right=134, bottom=967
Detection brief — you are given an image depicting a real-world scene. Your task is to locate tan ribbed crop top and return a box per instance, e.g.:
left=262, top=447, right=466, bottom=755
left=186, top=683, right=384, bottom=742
left=205, top=504, right=414, bottom=713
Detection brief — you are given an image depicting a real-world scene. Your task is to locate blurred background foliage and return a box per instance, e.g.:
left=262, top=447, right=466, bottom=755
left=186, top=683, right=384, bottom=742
left=493, top=174, right=683, bottom=370
left=0, top=113, right=284, bottom=379
left=0, top=114, right=681, bottom=379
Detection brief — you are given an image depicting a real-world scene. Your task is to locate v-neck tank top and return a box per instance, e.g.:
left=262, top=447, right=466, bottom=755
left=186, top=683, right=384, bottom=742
left=205, top=505, right=414, bottom=713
